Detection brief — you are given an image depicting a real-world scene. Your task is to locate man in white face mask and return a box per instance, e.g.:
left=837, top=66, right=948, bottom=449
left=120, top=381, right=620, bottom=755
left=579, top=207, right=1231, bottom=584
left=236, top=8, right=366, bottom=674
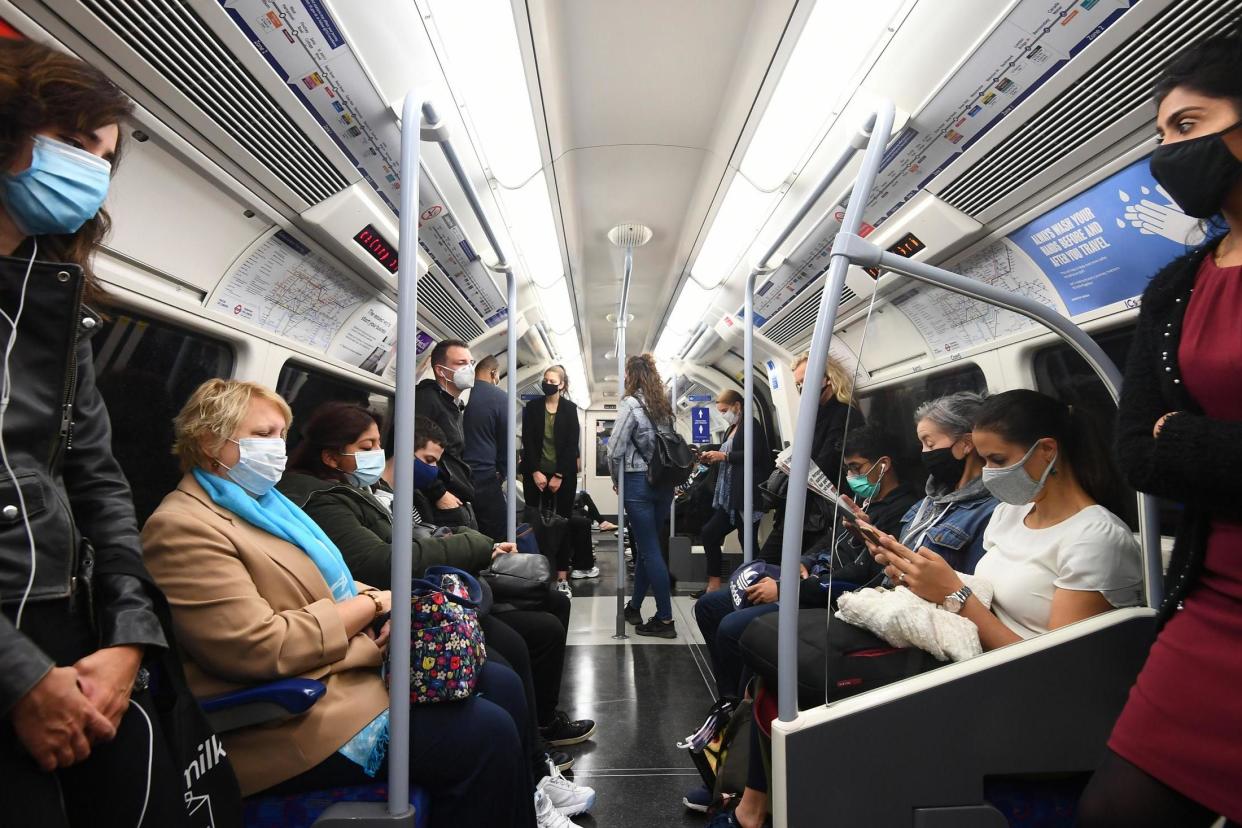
left=415, top=339, right=478, bottom=518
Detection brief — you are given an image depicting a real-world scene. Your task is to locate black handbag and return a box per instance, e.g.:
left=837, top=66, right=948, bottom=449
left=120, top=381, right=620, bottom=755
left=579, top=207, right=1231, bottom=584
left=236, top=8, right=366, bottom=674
left=636, top=400, right=694, bottom=488
left=480, top=551, right=553, bottom=604
left=526, top=492, right=568, bottom=565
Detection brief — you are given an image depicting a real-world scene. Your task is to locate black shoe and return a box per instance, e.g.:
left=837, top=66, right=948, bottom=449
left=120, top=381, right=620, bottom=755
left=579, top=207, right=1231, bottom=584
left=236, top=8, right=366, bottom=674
left=635, top=618, right=677, bottom=639
left=541, top=749, right=573, bottom=772
left=623, top=603, right=643, bottom=626
left=690, top=588, right=707, bottom=600
left=540, top=710, right=597, bottom=747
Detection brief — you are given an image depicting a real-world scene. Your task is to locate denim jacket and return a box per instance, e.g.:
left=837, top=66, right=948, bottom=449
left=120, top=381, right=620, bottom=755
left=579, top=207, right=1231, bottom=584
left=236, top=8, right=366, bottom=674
left=607, top=394, right=658, bottom=481
left=897, top=476, right=998, bottom=574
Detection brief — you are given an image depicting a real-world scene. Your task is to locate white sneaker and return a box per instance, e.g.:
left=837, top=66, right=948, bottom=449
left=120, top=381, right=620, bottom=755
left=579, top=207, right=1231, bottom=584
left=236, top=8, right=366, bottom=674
left=535, top=787, right=575, bottom=827
left=539, top=759, right=597, bottom=816
left=570, top=566, right=600, bottom=580
left=556, top=579, right=573, bottom=598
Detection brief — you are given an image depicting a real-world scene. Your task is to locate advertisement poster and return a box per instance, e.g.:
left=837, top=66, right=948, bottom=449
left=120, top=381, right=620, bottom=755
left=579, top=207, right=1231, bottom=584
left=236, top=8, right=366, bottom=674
left=1009, top=158, right=1206, bottom=315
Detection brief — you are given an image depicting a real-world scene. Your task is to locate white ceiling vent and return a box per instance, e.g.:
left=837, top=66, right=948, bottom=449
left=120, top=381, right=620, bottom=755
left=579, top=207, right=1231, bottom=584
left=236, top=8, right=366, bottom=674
left=940, top=0, right=1235, bottom=218
left=77, top=0, right=349, bottom=205
left=763, top=285, right=858, bottom=347
left=420, top=276, right=485, bottom=341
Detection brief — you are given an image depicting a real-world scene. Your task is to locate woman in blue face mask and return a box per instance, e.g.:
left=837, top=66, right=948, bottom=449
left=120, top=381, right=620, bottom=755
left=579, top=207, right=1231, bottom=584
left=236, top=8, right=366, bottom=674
left=145, top=380, right=538, bottom=826
left=279, top=401, right=504, bottom=588
left=0, top=37, right=201, bottom=826
left=1079, top=22, right=1242, bottom=828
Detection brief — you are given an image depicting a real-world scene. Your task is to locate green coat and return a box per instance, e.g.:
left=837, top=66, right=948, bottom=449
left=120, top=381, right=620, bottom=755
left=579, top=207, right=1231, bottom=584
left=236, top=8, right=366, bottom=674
left=278, top=472, right=495, bottom=589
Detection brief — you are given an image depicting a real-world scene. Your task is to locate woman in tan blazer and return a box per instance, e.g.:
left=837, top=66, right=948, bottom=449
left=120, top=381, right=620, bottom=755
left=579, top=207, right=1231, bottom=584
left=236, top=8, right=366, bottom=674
left=142, top=379, right=536, bottom=827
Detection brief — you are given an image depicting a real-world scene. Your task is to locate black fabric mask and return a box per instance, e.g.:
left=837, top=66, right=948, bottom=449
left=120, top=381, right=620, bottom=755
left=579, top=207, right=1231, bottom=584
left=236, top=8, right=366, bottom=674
left=1150, top=119, right=1242, bottom=218
left=541, top=382, right=560, bottom=397
left=922, top=445, right=966, bottom=490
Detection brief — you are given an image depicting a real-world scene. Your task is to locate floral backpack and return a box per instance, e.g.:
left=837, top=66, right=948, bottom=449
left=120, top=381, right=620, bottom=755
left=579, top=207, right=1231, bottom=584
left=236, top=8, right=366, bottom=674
left=388, top=566, right=487, bottom=704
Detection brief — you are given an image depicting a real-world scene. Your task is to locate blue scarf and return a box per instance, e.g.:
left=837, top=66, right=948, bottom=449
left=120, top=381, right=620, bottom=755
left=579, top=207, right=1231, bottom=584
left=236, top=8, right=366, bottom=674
left=192, top=468, right=358, bottom=602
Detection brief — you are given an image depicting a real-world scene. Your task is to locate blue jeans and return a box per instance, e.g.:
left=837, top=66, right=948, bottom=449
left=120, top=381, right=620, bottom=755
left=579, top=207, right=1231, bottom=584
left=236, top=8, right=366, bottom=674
left=624, top=471, right=674, bottom=622
left=693, top=587, right=779, bottom=699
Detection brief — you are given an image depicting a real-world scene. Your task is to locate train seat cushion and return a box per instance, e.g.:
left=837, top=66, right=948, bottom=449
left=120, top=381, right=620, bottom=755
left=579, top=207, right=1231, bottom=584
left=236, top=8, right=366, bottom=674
left=243, top=784, right=430, bottom=828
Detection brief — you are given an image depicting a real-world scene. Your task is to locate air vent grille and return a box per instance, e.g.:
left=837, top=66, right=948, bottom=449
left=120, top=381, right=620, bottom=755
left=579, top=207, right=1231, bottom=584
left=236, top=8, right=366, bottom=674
left=420, top=275, right=484, bottom=341
left=79, top=0, right=349, bottom=204
left=940, top=0, right=1234, bottom=217
left=764, top=285, right=858, bottom=346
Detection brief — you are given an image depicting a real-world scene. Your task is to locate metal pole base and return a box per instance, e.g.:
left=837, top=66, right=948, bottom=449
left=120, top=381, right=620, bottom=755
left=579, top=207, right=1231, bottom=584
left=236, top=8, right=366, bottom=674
left=314, top=802, right=416, bottom=826
left=612, top=633, right=630, bottom=641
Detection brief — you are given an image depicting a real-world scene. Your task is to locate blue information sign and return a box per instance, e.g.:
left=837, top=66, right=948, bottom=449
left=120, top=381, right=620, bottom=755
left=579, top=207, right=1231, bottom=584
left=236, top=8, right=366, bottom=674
left=691, top=407, right=712, bottom=444
left=687, top=394, right=713, bottom=402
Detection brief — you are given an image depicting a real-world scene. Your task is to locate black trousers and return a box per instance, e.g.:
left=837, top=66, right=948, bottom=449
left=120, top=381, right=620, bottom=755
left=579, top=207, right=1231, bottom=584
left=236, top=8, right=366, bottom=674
left=0, top=600, right=184, bottom=828
left=700, top=507, right=759, bottom=579
left=494, top=608, right=568, bottom=727
left=472, top=472, right=507, bottom=541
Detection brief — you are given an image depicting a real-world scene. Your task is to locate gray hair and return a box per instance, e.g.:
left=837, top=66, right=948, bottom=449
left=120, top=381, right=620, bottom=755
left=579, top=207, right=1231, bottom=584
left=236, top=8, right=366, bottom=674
left=913, top=391, right=987, bottom=440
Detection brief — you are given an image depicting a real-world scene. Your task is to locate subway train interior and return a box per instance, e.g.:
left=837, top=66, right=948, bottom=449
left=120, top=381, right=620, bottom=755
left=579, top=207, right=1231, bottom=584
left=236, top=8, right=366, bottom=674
left=1, top=0, right=1239, bottom=826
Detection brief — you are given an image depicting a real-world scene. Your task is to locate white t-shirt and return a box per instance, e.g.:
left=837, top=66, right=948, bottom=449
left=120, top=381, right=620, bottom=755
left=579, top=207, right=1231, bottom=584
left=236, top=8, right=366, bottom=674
left=973, top=502, right=1143, bottom=639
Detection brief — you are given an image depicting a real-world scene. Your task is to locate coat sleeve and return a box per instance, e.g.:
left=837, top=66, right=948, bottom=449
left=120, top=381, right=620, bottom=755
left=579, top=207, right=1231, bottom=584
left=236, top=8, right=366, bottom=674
left=811, top=402, right=852, bottom=481
left=0, top=616, right=53, bottom=714
left=556, top=404, right=581, bottom=479
left=608, top=399, right=636, bottom=482
left=62, top=342, right=166, bottom=651
left=303, top=493, right=401, bottom=589
left=1115, top=280, right=1242, bottom=517
left=141, top=508, right=351, bottom=683
left=518, top=402, right=536, bottom=476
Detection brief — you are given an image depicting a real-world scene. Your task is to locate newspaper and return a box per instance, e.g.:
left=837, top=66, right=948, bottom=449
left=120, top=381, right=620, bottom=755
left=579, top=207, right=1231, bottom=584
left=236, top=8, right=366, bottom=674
left=774, top=446, right=847, bottom=508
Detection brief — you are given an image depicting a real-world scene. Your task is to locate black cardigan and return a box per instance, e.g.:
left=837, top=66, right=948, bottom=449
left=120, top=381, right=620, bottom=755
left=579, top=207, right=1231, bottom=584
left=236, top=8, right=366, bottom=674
left=723, top=417, right=774, bottom=514
left=1115, top=235, right=1242, bottom=625
left=519, top=396, right=581, bottom=479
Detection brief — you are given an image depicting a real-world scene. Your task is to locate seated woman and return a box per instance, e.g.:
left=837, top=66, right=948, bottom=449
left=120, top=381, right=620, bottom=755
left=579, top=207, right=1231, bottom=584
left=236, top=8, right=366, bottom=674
left=574, top=489, right=616, bottom=532
left=278, top=404, right=596, bottom=816
left=721, top=389, right=1143, bottom=828
left=141, top=380, right=537, bottom=827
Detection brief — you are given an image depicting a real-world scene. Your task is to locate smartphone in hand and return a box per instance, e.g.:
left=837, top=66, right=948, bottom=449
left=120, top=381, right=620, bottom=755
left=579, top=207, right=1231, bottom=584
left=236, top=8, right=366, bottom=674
left=854, top=521, right=884, bottom=546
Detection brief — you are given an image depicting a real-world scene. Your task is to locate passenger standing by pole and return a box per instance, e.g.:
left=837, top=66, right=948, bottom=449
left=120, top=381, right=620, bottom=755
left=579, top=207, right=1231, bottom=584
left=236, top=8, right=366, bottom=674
left=1080, top=21, right=1242, bottom=828
left=0, top=37, right=196, bottom=825
left=521, top=365, right=582, bottom=596
left=463, top=354, right=511, bottom=541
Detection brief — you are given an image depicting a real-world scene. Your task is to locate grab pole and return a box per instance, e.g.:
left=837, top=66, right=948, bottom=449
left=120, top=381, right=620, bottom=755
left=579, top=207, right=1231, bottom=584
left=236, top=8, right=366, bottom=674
left=742, top=120, right=878, bottom=565
left=614, top=246, right=634, bottom=639
left=420, top=101, right=518, bottom=543
left=384, top=90, right=424, bottom=822
left=776, top=100, right=896, bottom=723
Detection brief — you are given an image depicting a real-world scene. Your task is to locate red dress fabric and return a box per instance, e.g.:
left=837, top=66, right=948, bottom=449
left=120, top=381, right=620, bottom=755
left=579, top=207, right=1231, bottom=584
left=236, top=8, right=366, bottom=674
left=1109, top=254, right=1242, bottom=820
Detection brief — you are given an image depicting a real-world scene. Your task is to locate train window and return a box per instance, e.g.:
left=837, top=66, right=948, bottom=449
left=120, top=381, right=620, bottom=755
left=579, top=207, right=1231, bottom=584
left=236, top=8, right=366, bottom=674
left=856, top=363, right=988, bottom=456
left=91, top=312, right=234, bottom=525
left=277, top=362, right=393, bottom=455
left=594, top=419, right=614, bottom=477
left=1032, top=325, right=1180, bottom=537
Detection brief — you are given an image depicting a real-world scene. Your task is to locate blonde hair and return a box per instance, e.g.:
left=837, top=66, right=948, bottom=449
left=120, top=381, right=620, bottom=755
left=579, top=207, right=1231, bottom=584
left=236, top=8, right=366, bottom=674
left=792, top=352, right=854, bottom=405
left=716, top=389, right=743, bottom=407
left=173, top=379, right=292, bottom=472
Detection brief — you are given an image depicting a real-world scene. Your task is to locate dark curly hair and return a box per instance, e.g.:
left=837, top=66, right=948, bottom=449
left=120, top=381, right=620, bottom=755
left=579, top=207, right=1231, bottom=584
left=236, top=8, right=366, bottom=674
left=0, top=37, right=133, bottom=302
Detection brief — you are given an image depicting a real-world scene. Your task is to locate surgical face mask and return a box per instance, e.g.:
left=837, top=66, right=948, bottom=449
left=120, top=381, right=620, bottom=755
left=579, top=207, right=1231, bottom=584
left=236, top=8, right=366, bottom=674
left=720, top=409, right=738, bottom=426
left=1, top=135, right=111, bottom=236
left=1150, top=119, right=1242, bottom=218
left=922, top=443, right=966, bottom=491
left=440, top=363, right=475, bottom=391
left=222, top=437, right=286, bottom=496
left=344, top=448, right=385, bottom=488
left=413, top=457, right=440, bottom=490
left=982, top=442, right=1057, bottom=506
left=846, top=461, right=882, bottom=500
left=541, top=381, right=561, bottom=397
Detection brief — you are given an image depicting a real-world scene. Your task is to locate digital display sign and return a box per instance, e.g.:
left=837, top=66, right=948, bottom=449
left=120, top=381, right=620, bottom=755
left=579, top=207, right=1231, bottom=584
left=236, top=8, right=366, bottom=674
left=864, top=231, right=927, bottom=279
left=353, top=224, right=398, bottom=274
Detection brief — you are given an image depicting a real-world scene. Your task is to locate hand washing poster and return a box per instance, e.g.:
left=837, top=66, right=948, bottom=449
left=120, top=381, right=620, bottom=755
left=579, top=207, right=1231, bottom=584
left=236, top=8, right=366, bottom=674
left=1009, top=158, right=1207, bottom=315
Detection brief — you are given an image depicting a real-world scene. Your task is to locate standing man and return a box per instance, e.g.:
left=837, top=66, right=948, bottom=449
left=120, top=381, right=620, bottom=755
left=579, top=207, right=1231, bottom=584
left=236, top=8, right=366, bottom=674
left=415, top=339, right=478, bottom=527
left=463, top=354, right=512, bottom=540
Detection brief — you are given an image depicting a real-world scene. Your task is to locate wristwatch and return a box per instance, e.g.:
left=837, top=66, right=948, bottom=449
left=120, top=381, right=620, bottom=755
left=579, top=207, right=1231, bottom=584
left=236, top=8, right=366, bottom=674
left=942, top=585, right=973, bottom=614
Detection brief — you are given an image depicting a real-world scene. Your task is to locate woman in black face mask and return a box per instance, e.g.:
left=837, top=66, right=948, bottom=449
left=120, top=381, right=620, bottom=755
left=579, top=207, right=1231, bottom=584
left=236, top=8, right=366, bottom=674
left=899, top=391, right=998, bottom=575
left=520, top=365, right=583, bottom=593
left=1079, top=22, right=1242, bottom=828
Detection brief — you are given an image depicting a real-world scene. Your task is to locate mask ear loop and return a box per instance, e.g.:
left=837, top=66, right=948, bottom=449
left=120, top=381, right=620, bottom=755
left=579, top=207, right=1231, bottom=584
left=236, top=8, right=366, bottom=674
left=1, top=240, right=41, bottom=628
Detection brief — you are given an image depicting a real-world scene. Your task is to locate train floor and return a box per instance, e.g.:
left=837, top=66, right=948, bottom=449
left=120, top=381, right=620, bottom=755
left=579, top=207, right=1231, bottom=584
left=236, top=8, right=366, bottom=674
left=556, top=532, right=717, bottom=827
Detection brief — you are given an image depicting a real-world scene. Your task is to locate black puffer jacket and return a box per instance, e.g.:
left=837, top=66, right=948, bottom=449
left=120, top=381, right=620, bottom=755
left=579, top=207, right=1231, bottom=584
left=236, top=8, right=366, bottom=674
left=1115, top=236, right=1239, bottom=626
left=0, top=253, right=165, bottom=712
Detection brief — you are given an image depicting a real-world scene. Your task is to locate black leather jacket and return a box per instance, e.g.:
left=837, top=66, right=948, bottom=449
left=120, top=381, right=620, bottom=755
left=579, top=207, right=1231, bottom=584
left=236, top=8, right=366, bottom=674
left=0, top=253, right=165, bottom=713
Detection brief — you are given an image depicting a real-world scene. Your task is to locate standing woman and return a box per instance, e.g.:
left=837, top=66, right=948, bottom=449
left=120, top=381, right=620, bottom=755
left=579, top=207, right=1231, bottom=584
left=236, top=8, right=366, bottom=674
left=1079, top=23, right=1242, bottom=828
left=521, top=365, right=582, bottom=593
left=696, top=389, right=771, bottom=595
left=0, top=38, right=187, bottom=824
left=611, top=354, right=679, bottom=638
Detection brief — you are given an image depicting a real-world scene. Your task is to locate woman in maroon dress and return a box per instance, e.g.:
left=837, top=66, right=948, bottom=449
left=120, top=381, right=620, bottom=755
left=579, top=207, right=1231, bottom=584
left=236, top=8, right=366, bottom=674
left=1078, top=21, right=1242, bottom=828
